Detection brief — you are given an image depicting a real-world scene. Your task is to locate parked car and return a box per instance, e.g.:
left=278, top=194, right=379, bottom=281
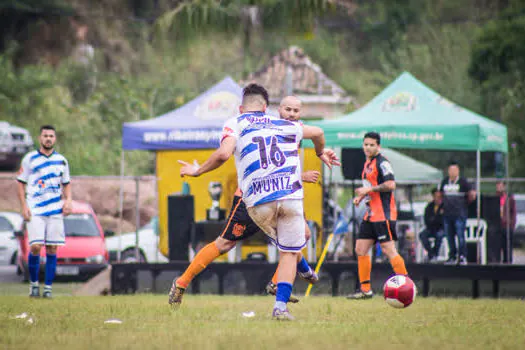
left=16, top=201, right=109, bottom=281
left=105, top=216, right=168, bottom=263
left=0, top=121, right=33, bottom=170
left=0, top=212, right=23, bottom=265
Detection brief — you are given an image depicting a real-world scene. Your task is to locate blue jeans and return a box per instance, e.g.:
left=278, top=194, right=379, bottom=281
left=443, top=216, right=467, bottom=259
left=419, top=228, right=445, bottom=258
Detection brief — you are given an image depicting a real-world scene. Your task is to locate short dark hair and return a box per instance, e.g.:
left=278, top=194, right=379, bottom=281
left=363, top=131, right=380, bottom=145
left=448, top=161, right=459, bottom=167
left=40, top=125, right=56, bottom=133
left=243, top=83, right=269, bottom=106
left=431, top=187, right=439, bottom=195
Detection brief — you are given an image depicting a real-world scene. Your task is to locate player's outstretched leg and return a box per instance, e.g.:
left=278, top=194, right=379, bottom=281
left=168, top=241, right=221, bottom=307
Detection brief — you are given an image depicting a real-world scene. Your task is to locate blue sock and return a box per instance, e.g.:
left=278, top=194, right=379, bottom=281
left=28, top=253, right=40, bottom=283
left=275, top=282, right=293, bottom=307
left=45, top=254, right=57, bottom=286
left=296, top=257, right=311, bottom=274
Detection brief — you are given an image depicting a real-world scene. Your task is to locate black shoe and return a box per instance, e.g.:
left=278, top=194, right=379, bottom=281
left=346, top=290, right=374, bottom=300
left=444, top=257, right=456, bottom=265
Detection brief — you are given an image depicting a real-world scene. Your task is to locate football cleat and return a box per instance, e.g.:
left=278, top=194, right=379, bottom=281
left=299, top=270, right=319, bottom=284
left=265, top=282, right=300, bottom=303
left=346, top=289, right=374, bottom=300
left=42, top=287, right=52, bottom=299
left=168, top=278, right=186, bottom=307
left=272, top=308, right=295, bottom=321
left=29, top=284, right=40, bottom=298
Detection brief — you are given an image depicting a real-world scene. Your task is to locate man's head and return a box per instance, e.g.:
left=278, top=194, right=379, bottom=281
left=279, top=95, right=302, bottom=121
left=496, top=181, right=506, bottom=194
left=448, top=161, right=460, bottom=179
left=240, top=83, right=269, bottom=114
left=39, top=125, right=56, bottom=151
left=431, top=187, right=442, bottom=203
left=362, top=131, right=380, bottom=159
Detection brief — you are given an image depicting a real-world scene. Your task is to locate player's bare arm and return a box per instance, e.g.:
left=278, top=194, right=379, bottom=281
left=356, top=180, right=396, bottom=197
left=179, top=136, right=236, bottom=177
left=16, top=181, right=31, bottom=221
left=62, top=183, right=72, bottom=215
left=302, top=125, right=340, bottom=169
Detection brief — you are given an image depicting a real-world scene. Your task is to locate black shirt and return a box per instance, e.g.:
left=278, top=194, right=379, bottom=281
left=439, top=176, right=472, bottom=217
left=424, top=201, right=444, bottom=233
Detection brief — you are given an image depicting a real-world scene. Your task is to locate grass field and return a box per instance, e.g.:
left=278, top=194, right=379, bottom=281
left=2, top=290, right=525, bottom=350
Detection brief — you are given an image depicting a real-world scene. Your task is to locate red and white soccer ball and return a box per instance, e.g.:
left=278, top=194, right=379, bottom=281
left=383, top=275, right=417, bottom=308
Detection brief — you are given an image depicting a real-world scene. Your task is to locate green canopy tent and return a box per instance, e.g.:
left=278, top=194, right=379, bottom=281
left=309, top=71, right=509, bottom=227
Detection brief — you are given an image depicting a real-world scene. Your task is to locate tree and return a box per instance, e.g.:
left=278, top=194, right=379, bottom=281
left=154, top=0, right=338, bottom=76
left=468, top=1, right=525, bottom=177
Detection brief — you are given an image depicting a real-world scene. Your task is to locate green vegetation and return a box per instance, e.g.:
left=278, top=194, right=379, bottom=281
left=1, top=294, right=524, bottom=349
left=0, top=0, right=523, bottom=177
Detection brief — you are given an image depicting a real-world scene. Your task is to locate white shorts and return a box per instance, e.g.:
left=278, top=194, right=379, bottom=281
left=247, top=199, right=306, bottom=252
left=27, top=215, right=65, bottom=246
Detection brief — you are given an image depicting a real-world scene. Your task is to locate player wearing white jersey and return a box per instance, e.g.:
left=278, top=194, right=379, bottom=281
left=177, top=84, right=339, bottom=320
left=16, top=125, right=72, bottom=298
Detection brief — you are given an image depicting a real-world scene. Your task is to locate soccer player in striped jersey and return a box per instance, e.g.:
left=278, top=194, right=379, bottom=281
left=169, top=95, right=319, bottom=308
left=174, top=84, right=339, bottom=320
left=16, top=125, right=72, bottom=298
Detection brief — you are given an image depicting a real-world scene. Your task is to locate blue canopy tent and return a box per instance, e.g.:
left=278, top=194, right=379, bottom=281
left=117, top=77, right=243, bottom=261
left=122, top=76, right=243, bottom=150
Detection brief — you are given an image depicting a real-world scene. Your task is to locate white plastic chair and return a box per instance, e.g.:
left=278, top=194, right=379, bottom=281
left=440, top=219, right=488, bottom=264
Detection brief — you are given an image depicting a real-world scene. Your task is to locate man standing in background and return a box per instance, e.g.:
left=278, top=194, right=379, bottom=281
left=439, top=162, right=476, bottom=265
left=496, top=181, right=516, bottom=263
left=17, top=125, right=72, bottom=298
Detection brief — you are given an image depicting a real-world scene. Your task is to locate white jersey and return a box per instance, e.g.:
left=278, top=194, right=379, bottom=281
left=17, top=150, right=70, bottom=216
left=222, top=112, right=303, bottom=208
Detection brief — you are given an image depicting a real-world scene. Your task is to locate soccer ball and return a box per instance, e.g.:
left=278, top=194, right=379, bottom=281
left=383, top=275, right=417, bottom=308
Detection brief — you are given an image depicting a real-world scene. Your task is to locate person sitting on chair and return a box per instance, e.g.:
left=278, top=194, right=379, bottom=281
left=419, top=188, right=445, bottom=262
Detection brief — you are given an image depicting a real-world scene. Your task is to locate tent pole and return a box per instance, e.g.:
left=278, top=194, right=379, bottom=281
left=117, top=150, right=125, bottom=262
left=505, top=152, right=511, bottom=263
left=154, top=152, right=159, bottom=263
left=476, top=149, right=481, bottom=223
left=135, top=176, right=140, bottom=262
left=476, top=150, right=481, bottom=265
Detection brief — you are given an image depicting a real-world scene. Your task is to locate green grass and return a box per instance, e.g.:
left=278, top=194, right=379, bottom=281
left=1, top=292, right=525, bottom=350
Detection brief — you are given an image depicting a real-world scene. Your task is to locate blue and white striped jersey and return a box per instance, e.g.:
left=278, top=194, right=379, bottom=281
left=222, top=111, right=303, bottom=208
left=17, top=150, right=71, bottom=216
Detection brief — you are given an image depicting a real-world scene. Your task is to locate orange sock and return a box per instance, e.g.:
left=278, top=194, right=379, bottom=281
left=358, top=255, right=372, bottom=292
left=271, top=266, right=279, bottom=285
left=176, top=242, right=221, bottom=288
left=390, top=254, right=408, bottom=276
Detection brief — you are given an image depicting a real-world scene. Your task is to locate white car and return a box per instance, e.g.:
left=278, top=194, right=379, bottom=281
left=0, top=212, right=23, bottom=265
left=0, top=122, right=34, bottom=170
left=105, top=217, right=168, bottom=263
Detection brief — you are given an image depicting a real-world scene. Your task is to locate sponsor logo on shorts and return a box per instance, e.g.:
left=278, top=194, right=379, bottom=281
left=378, top=235, right=387, bottom=240
left=232, top=223, right=246, bottom=237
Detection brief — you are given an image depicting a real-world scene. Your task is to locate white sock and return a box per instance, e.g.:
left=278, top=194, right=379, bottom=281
left=274, top=301, right=287, bottom=311
left=30, top=281, right=39, bottom=286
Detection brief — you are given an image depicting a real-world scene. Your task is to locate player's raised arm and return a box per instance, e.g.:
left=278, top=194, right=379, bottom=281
left=179, top=136, right=236, bottom=177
